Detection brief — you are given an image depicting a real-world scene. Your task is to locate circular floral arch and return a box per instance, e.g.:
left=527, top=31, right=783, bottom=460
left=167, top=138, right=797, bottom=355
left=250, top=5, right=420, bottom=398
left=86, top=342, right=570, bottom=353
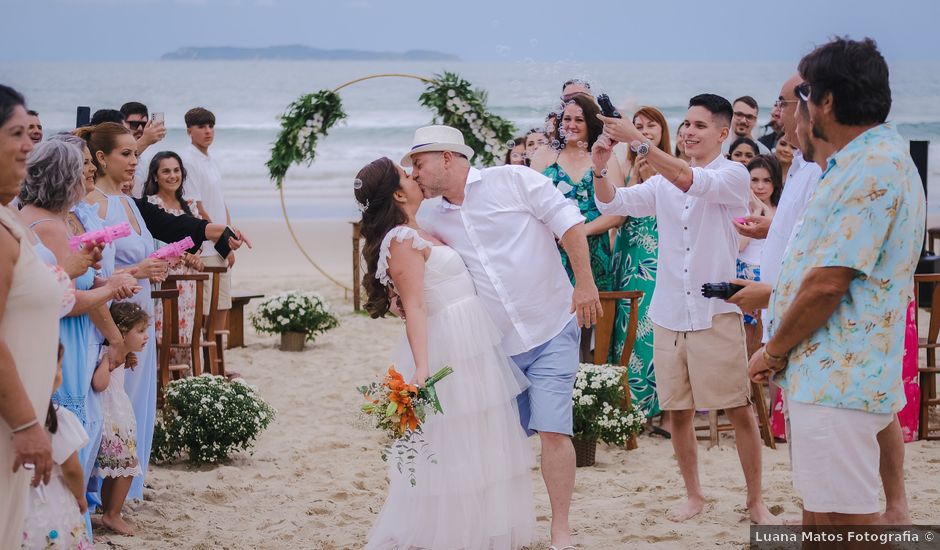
left=266, top=72, right=517, bottom=292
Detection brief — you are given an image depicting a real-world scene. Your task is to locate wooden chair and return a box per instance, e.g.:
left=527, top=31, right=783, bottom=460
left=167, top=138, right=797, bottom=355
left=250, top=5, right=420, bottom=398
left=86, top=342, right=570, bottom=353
left=151, top=288, right=188, bottom=408
left=202, top=265, right=229, bottom=377
left=914, top=274, right=940, bottom=440
left=228, top=290, right=265, bottom=348
left=694, top=315, right=775, bottom=449
left=161, top=273, right=210, bottom=376
left=927, top=227, right=940, bottom=254
left=591, top=290, right=644, bottom=451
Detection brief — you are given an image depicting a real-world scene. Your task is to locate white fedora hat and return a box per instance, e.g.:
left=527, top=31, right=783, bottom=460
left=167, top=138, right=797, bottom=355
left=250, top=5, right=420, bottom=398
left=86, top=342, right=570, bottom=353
left=400, top=125, right=475, bottom=167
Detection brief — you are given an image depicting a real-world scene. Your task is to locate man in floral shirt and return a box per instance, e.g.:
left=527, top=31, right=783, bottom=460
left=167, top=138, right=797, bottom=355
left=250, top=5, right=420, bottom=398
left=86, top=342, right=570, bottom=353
left=750, top=37, right=926, bottom=526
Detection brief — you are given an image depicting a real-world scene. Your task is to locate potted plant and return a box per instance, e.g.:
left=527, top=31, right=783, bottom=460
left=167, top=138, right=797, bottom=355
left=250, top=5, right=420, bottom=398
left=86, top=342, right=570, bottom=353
left=152, top=374, right=276, bottom=465
left=249, top=290, right=339, bottom=351
left=572, top=363, right=647, bottom=467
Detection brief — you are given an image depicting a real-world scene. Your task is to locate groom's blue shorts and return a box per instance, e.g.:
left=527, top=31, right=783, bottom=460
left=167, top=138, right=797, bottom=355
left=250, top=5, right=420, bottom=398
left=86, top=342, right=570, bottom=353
left=511, top=317, right=580, bottom=437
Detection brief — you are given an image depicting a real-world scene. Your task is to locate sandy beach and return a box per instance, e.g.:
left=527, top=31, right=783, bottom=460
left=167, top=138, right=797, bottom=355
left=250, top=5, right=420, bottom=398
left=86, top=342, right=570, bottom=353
left=93, top=218, right=940, bottom=550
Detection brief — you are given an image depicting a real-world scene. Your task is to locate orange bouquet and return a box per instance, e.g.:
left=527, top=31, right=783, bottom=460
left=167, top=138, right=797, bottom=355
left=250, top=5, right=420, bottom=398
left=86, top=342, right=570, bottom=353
left=358, top=365, right=453, bottom=486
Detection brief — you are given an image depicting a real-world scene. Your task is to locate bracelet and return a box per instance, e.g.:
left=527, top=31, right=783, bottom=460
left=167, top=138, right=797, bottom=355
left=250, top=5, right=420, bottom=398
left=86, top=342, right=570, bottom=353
left=762, top=348, right=788, bottom=368
left=11, top=418, right=38, bottom=434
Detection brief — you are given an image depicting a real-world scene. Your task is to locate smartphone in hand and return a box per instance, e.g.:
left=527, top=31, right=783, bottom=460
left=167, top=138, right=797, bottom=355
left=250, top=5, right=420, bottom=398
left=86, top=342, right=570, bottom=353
left=151, top=112, right=165, bottom=124
left=214, top=226, right=236, bottom=259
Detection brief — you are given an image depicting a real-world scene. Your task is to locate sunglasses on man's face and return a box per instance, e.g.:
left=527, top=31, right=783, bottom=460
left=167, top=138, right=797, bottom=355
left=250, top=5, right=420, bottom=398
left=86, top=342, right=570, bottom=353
left=126, top=120, right=147, bottom=129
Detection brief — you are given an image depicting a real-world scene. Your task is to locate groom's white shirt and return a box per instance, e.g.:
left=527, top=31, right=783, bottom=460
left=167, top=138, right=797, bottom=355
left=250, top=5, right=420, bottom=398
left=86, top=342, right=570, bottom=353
left=423, top=165, right=583, bottom=356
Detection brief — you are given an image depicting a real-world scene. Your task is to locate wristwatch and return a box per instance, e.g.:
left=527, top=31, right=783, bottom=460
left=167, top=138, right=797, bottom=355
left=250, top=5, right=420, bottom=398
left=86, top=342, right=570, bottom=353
left=592, top=166, right=608, bottom=178
left=635, top=140, right=651, bottom=157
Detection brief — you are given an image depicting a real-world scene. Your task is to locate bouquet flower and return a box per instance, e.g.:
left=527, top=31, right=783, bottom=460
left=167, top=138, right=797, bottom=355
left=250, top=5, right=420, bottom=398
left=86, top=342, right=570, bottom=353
left=250, top=290, right=339, bottom=342
left=573, top=363, right=646, bottom=447
left=358, top=366, right=454, bottom=486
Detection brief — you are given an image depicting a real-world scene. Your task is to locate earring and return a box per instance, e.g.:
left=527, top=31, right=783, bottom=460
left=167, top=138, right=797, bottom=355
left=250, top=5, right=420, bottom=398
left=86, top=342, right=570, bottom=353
left=102, top=162, right=108, bottom=169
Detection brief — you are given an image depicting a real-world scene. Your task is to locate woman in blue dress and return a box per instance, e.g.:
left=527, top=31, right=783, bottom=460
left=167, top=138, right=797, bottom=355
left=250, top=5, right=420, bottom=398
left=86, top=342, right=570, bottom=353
left=17, top=138, right=140, bottom=536
left=77, top=123, right=169, bottom=504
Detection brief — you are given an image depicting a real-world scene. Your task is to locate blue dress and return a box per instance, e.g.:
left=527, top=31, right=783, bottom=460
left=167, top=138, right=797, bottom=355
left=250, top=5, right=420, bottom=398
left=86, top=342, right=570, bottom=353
left=30, top=219, right=96, bottom=539
left=73, top=201, right=116, bottom=512
left=98, top=193, right=156, bottom=501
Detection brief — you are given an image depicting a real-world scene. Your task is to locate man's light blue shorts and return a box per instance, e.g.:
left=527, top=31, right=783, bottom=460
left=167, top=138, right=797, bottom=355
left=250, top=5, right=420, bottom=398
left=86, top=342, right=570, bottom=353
left=511, top=317, right=580, bottom=437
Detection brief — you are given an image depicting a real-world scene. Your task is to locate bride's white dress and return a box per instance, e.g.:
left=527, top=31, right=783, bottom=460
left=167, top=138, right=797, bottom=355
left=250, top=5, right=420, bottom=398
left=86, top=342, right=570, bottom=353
left=365, top=226, right=536, bottom=550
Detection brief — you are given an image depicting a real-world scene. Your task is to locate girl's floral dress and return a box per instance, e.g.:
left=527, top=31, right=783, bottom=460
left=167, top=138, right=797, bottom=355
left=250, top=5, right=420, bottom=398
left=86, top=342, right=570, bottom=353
left=93, top=346, right=142, bottom=479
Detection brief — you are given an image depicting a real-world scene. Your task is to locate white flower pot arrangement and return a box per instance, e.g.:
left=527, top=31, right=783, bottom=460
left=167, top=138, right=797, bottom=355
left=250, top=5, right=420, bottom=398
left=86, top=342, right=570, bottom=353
left=249, top=290, right=340, bottom=351
left=572, top=363, right=647, bottom=467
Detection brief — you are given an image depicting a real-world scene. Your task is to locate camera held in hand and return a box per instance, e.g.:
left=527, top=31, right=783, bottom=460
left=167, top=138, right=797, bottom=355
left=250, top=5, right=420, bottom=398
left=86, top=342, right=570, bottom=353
left=701, top=282, right=744, bottom=299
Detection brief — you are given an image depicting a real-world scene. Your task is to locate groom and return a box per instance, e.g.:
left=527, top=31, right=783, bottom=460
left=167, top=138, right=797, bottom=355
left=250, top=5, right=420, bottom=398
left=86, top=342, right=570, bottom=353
left=403, top=125, right=600, bottom=549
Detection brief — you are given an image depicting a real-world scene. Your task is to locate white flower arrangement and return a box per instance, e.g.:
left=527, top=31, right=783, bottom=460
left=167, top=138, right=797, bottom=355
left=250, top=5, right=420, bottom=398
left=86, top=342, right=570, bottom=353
left=152, top=374, right=276, bottom=465
left=418, top=72, right=517, bottom=167
left=573, top=363, right=646, bottom=446
left=250, top=290, right=339, bottom=342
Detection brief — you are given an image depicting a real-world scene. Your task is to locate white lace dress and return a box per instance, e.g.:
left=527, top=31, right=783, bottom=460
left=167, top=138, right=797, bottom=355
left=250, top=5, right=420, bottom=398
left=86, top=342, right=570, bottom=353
left=365, top=226, right=536, bottom=550
left=93, top=346, right=142, bottom=479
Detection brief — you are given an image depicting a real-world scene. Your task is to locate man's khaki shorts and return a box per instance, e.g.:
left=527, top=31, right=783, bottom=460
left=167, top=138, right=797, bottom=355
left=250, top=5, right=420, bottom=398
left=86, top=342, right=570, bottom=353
left=202, top=253, right=232, bottom=313
left=653, top=312, right=751, bottom=411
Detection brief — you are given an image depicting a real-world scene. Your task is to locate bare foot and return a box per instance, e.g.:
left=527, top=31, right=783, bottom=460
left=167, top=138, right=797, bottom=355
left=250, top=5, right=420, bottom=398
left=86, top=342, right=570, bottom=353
left=749, top=502, right=785, bottom=525
left=880, top=507, right=911, bottom=525
left=667, top=497, right=705, bottom=522
left=101, top=513, right=135, bottom=536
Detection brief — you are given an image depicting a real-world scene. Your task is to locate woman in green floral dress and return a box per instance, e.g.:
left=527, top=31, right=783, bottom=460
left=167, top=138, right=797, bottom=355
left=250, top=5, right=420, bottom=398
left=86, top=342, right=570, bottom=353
left=530, top=95, right=626, bottom=359
left=530, top=95, right=625, bottom=292
left=608, top=107, right=673, bottom=423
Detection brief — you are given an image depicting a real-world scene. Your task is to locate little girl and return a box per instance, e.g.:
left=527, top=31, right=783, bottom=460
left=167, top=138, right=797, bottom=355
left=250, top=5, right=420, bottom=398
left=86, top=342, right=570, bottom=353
left=21, top=343, right=93, bottom=549
left=92, top=302, right=148, bottom=536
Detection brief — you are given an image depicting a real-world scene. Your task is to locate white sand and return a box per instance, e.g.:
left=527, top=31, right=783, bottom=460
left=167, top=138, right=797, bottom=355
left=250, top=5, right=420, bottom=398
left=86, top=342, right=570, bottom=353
left=96, top=218, right=940, bottom=549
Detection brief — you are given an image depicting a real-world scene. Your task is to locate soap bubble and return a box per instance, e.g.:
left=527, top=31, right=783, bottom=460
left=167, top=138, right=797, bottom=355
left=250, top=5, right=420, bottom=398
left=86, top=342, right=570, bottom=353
left=550, top=139, right=561, bottom=149
left=353, top=178, right=363, bottom=190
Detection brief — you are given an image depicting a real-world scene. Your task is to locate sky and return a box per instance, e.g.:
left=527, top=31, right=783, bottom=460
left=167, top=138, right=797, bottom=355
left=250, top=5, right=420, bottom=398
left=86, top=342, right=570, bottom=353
left=2, top=0, right=939, bottom=63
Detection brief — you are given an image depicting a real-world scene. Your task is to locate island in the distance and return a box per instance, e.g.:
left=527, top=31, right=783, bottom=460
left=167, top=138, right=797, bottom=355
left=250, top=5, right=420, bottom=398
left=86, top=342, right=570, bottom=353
left=161, top=45, right=459, bottom=61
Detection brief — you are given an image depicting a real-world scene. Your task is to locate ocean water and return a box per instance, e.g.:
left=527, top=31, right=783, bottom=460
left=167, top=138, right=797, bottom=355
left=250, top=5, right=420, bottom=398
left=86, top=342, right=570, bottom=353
left=3, top=60, right=939, bottom=220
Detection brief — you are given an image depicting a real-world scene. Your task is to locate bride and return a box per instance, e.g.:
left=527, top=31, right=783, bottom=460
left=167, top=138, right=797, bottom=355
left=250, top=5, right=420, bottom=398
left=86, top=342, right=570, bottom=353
left=356, top=157, right=536, bottom=550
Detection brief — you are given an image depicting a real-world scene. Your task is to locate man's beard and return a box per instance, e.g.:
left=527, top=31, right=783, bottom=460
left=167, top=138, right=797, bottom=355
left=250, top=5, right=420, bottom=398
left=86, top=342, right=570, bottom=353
left=811, top=121, right=828, bottom=143
left=800, top=130, right=816, bottom=163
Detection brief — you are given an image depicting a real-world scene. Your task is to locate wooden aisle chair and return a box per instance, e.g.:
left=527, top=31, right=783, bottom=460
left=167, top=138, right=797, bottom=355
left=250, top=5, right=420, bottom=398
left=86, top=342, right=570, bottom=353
left=694, top=313, right=775, bottom=449
left=202, top=265, right=230, bottom=377
left=914, top=274, right=940, bottom=440
left=151, top=288, right=187, bottom=408
left=590, top=290, right=644, bottom=451
left=161, top=273, right=210, bottom=377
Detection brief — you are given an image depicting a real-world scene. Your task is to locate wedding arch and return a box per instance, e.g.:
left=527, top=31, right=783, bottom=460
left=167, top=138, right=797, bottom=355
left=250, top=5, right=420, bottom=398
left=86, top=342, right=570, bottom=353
left=267, top=72, right=517, bottom=296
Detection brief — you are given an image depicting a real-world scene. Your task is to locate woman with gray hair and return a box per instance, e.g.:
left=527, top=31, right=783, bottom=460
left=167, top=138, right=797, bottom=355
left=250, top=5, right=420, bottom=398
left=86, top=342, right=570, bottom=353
left=17, top=138, right=140, bottom=537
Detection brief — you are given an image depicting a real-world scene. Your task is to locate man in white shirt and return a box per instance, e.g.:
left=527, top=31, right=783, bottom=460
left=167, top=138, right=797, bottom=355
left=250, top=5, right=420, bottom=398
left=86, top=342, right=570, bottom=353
left=181, top=107, right=233, bottom=334
left=593, top=94, right=779, bottom=524
left=405, top=125, right=600, bottom=550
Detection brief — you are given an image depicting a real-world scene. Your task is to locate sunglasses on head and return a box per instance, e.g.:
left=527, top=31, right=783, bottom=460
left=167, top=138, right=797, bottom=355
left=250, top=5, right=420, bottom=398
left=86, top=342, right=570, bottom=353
left=795, top=82, right=812, bottom=102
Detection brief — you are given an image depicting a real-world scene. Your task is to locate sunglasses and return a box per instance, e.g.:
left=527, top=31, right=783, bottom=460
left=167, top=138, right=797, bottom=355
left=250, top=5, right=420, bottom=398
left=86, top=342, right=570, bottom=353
left=126, top=120, right=147, bottom=129
left=796, top=82, right=812, bottom=102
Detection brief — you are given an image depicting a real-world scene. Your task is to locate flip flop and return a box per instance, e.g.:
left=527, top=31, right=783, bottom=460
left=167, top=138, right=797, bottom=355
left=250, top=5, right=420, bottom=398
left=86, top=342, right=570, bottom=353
left=549, top=546, right=576, bottom=550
